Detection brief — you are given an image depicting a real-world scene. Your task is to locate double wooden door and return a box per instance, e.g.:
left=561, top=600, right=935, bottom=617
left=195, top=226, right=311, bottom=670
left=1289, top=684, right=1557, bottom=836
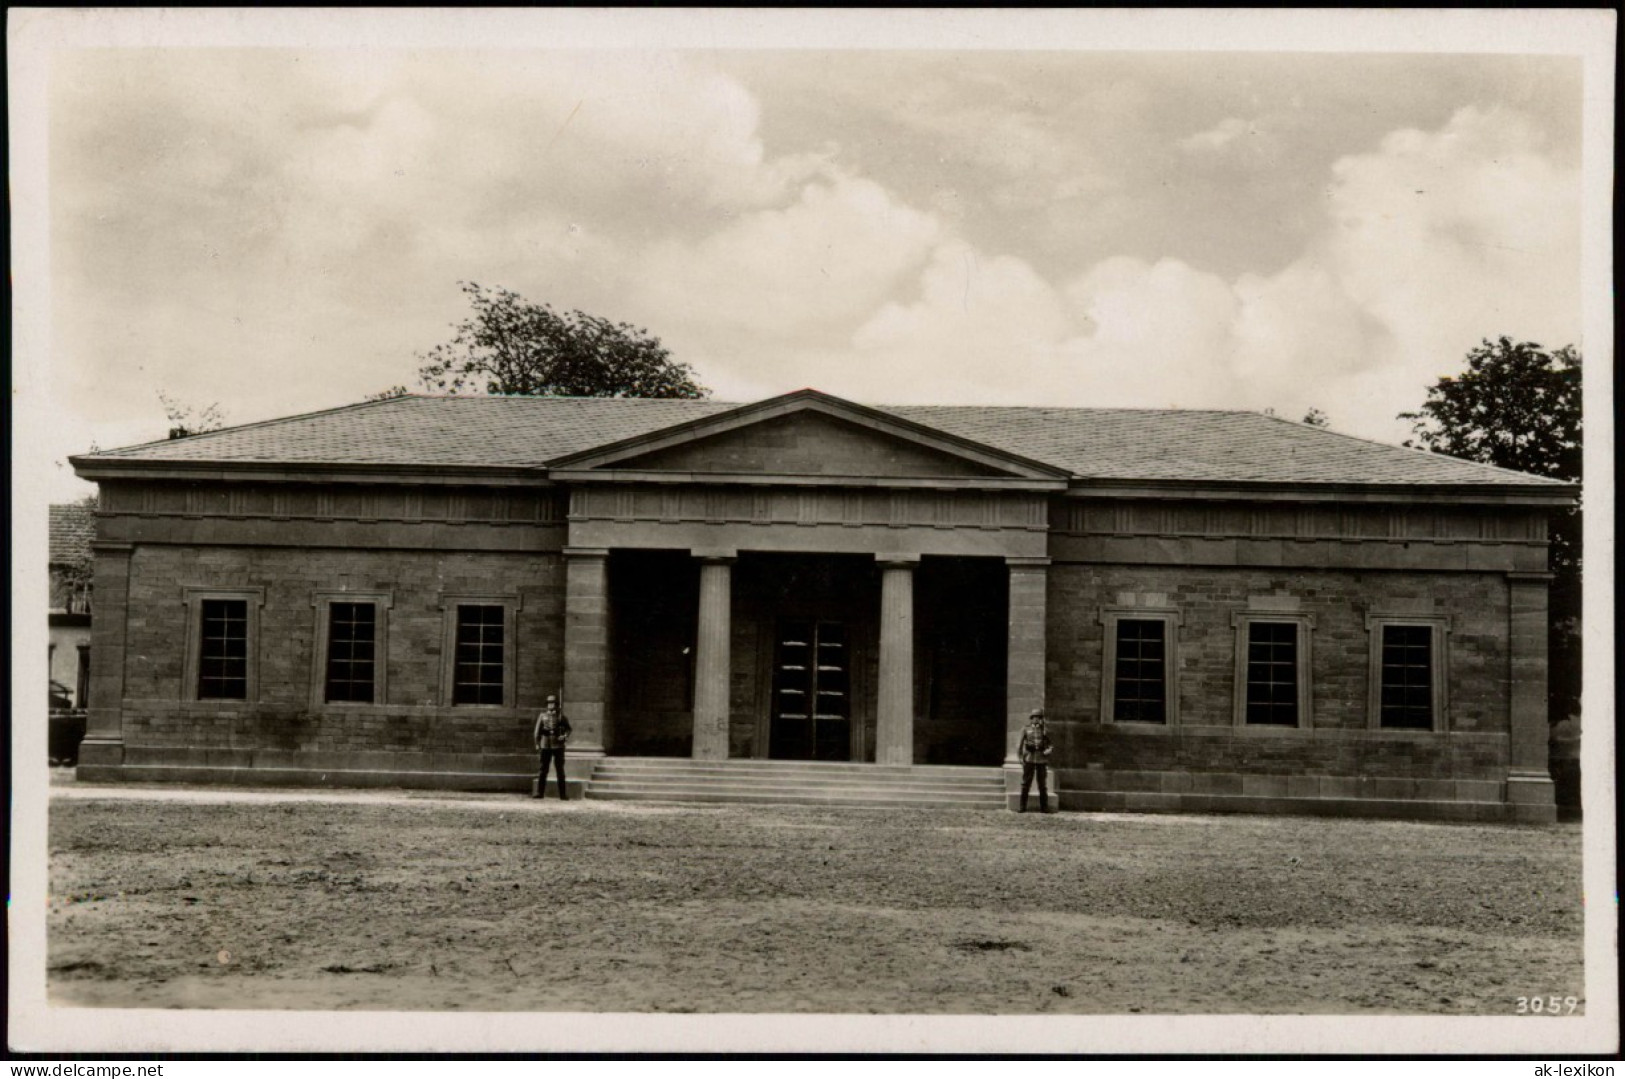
left=768, top=619, right=852, bottom=761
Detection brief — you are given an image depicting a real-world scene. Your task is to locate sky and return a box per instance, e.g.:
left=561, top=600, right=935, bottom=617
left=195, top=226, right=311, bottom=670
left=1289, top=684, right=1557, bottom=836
left=34, top=28, right=1590, bottom=502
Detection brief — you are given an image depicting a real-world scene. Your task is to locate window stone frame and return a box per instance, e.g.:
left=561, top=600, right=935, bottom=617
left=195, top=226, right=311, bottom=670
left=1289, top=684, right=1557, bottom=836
left=1097, top=606, right=1182, bottom=726
left=181, top=586, right=265, bottom=704
left=1231, top=612, right=1315, bottom=729
left=1365, top=613, right=1451, bottom=732
left=310, top=591, right=393, bottom=709
left=439, top=593, right=523, bottom=709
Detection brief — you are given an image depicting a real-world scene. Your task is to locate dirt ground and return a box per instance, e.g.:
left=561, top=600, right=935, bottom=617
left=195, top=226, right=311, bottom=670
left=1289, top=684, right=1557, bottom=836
left=47, top=781, right=1585, bottom=1014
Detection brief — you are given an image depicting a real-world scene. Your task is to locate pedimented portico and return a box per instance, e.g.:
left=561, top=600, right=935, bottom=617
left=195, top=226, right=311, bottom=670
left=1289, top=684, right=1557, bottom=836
left=554, top=390, right=1064, bottom=769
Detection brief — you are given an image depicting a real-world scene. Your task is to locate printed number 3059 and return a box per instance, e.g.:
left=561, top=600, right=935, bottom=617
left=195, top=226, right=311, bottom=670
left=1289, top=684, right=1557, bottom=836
left=1516, top=996, right=1581, bottom=1014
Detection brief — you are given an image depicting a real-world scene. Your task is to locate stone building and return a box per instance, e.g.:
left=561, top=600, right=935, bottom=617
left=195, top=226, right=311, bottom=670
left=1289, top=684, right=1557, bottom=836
left=71, top=390, right=1574, bottom=820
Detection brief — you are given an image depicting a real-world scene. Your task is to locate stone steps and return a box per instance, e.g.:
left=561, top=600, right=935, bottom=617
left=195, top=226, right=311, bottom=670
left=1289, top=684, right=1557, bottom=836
left=597, top=757, right=995, bottom=778
left=586, top=756, right=1007, bottom=809
left=588, top=785, right=1007, bottom=809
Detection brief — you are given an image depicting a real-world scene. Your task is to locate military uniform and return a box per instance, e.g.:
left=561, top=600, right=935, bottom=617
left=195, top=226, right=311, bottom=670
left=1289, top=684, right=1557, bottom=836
left=1018, top=711, right=1053, bottom=813
left=533, top=699, right=572, bottom=800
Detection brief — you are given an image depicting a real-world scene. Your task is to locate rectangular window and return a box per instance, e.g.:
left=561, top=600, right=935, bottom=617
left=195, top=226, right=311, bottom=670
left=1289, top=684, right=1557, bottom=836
left=324, top=602, right=377, bottom=703
left=1113, top=618, right=1167, bottom=723
left=1379, top=624, right=1434, bottom=729
left=311, top=591, right=391, bottom=708
left=76, top=645, right=91, bottom=709
left=197, top=598, right=249, bottom=700
left=1245, top=621, right=1299, bottom=725
left=452, top=604, right=506, bottom=705
left=1232, top=611, right=1313, bottom=727
left=183, top=587, right=263, bottom=704
left=1100, top=607, right=1181, bottom=725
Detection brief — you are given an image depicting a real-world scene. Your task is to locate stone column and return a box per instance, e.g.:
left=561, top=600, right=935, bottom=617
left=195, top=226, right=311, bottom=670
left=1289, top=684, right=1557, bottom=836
left=875, top=556, right=918, bottom=766
left=691, top=552, right=735, bottom=761
left=1005, top=557, right=1050, bottom=764
left=1506, top=571, right=1557, bottom=822
left=562, top=547, right=610, bottom=761
left=77, top=542, right=133, bottom=778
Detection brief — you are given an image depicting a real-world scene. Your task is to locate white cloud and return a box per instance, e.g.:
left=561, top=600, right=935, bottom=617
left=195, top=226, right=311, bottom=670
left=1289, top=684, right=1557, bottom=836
left=810, top=105, right=1579, bottom=436
left=1180, top=116, right=1253, bottom=152
left=847, top=241, right=1075, bottom=401
left=636, top=174, right=942, bottom=345
left=1319, top=106, right=1580, bottom=369
left=1055, top=256, right=1243, bottom=408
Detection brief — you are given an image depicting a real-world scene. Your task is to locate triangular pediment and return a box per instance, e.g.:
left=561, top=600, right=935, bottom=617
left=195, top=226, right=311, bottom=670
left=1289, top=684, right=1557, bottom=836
left=546, top=390, right=1068, bottom=484
left=614, top=410, right=1012, bottom=478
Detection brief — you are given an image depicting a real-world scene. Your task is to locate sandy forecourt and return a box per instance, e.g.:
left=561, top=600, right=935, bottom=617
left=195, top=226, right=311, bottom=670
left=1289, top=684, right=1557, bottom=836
left=47, top=787, right=1584, bottom=1015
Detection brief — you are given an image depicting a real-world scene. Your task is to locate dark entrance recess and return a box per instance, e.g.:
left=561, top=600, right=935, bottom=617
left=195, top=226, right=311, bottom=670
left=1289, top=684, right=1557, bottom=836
left=607, top=550, right=1007, bottom=766
left=609, top=550, right=701, bottom=757
left=914, top=557, right=1007, bottom=765
left=769, top=619, right=852, bottom=761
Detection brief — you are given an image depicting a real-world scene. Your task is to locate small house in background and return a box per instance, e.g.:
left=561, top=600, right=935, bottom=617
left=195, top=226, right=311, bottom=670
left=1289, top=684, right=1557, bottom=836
left=49, top=501, right=95, bottom=702
left=68, top=390, right=1576, bottom=819
left=49, top=501, right=95, bottom=763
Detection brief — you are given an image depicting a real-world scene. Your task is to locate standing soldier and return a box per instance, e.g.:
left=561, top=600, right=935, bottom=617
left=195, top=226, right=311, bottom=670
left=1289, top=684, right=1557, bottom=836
left=533, top=694, right=572, bottom=800
left=1018, top=708, right=1054, bottom=814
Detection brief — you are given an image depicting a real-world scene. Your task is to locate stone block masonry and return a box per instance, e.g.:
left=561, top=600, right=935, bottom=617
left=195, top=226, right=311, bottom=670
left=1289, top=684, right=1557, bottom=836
left=1038, top=562, right=1533, bottom=819
left=99, top=544, right=567, bottom=787
left=1045, top=564, right=1509, bottom=733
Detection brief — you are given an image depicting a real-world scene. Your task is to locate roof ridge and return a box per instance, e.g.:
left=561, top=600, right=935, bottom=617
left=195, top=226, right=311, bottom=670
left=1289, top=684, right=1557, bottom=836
left=401, top=392, right=1270, bottom=417
left=1251, top=410, right=1570, bottom=486
left=88, top=394, right=423, bottom=458
left=412, top=392, right=738, bottom=404
left=887, top=403, right=1260, bottom=416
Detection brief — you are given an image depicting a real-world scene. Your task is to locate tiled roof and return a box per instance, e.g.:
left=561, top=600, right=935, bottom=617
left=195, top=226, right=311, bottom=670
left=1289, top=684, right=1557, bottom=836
left=88, top=397, right=737, bottom=469
left=80, top=394, right=1568, bottom=489
left=889, top=405, right=1566, bottom=487
left=49, top=502, right=96, bottom=563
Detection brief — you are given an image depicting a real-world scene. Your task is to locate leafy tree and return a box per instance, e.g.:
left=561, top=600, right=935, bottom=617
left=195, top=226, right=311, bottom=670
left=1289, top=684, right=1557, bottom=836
left=1401, top=337, right=1582, bottom=723
left=415, top=282, right=709, bottom=399
left=159, top=392, right=227, bottom=440
left=365, top=385, right=412, bottom=402
left=1401, top=338, right=1581, bottom=481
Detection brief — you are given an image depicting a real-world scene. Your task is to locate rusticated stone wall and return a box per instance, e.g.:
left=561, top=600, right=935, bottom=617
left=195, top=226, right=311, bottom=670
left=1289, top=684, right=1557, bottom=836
left=118, top=545, right=565, bottom=759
